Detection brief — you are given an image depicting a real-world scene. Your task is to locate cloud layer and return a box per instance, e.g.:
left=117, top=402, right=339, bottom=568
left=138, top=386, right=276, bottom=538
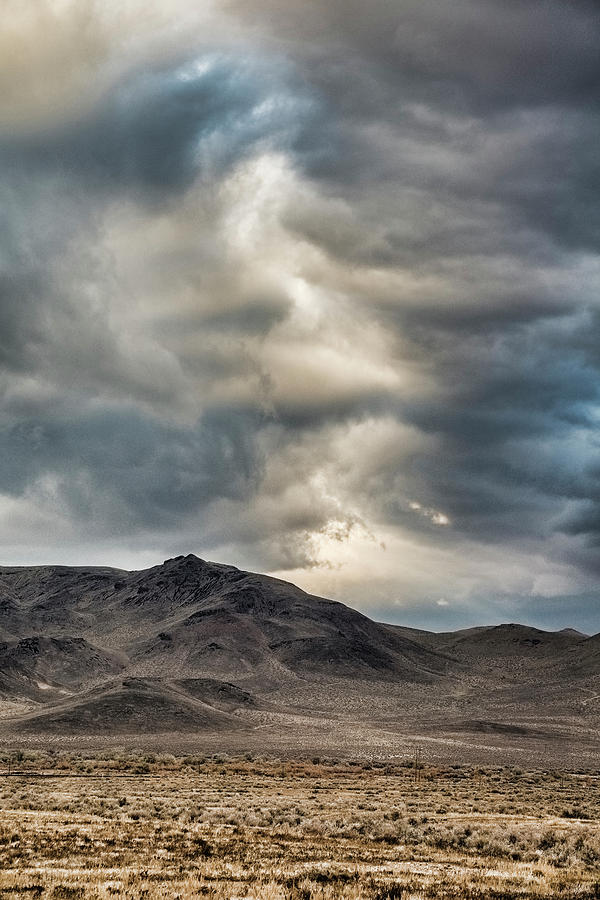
left=1, top=0, right=600, bottom=630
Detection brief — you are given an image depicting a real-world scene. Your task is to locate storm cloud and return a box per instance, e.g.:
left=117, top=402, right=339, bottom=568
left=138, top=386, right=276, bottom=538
left=1, top=0, right=600, bottom=630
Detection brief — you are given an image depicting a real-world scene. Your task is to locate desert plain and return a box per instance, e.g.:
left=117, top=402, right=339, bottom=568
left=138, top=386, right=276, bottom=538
left=1, top=753, right=600, bottom=899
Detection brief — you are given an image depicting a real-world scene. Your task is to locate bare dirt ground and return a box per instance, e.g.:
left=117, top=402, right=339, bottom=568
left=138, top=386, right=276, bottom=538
left=0, top=753, right=599, bottom=898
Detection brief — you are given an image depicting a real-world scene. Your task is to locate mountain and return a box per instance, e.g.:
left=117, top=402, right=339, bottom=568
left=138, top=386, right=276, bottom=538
left=0, top=554, right=598, bottom=766
left=0, top=554, right=455, bottom=738
left=0, top=555, right=454, bottom=684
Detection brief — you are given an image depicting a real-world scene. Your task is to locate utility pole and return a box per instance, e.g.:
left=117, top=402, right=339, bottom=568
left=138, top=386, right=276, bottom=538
left=414, top=746, right=421, bottom=784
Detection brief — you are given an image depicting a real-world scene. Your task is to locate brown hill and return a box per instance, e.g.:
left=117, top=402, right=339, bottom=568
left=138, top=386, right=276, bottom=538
left=13, top=677, right=251, bottom=734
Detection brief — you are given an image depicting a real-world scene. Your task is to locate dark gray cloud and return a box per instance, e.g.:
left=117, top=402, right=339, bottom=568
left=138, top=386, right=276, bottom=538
left=265, top=0, right=600, bottom=116
left=1, top=0, right=599, bottom=629
left=0, top=405, right=263, bottom=531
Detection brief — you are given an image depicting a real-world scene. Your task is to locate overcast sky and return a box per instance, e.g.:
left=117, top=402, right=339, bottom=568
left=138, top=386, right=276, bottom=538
left=1, top=0, right=600, bottom=631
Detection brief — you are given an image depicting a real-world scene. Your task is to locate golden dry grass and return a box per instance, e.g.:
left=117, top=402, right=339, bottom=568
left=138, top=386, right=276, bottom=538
left=0, top=754, right=599, bottom=898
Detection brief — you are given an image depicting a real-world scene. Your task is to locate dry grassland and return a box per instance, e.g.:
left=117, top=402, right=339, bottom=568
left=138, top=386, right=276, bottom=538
left=0, top=753, right=599, bottom=899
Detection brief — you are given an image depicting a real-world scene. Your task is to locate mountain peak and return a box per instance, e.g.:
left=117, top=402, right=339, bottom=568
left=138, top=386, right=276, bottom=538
left=159, top=553, right=240, bottom=574
left=162, top=553, right=204, bottom=566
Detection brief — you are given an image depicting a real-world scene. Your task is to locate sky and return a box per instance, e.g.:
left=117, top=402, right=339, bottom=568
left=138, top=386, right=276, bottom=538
left=1, top=0, right=600, bottom=632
